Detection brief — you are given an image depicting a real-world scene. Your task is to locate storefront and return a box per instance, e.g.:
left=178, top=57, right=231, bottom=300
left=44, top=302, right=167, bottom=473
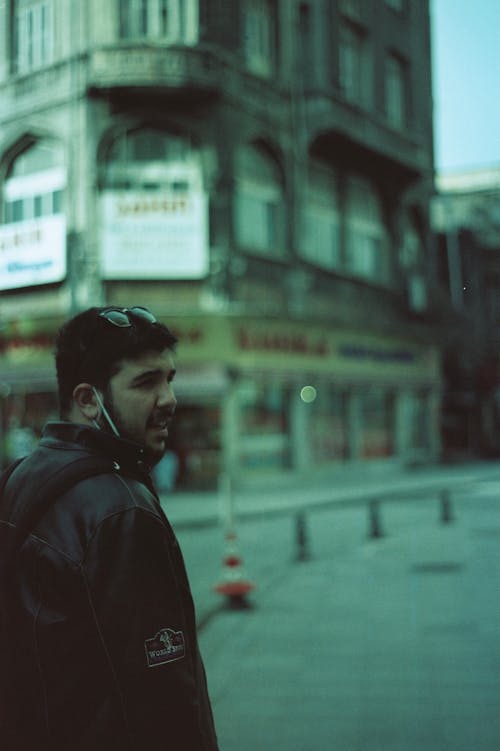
left=0, top=313, right=442, bottom=489
left=170, top=315, right=442, bottom=488
left=0, top=327, right=59, bottom=467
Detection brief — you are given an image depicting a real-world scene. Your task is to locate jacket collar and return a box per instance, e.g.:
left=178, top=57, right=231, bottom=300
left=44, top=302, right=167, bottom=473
left=40, top=421, right=156, bottom=476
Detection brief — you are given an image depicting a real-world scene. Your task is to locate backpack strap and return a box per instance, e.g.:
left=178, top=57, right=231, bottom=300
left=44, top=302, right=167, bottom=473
left=0, top=457, right=25, bottom=498
left=1, top=454, right=114, bottom=735
left=5, top=455, right=115, bottom=564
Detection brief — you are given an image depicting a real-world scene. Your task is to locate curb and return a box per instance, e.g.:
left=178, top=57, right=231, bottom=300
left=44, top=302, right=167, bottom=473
left=164, top=463, right=500, bottom=531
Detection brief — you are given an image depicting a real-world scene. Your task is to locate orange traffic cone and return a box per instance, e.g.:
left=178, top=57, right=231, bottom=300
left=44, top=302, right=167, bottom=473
left=214, top=529, right=255, bottom=608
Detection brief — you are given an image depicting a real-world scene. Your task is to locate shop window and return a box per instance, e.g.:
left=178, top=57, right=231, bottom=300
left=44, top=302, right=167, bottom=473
left=3, top=141, right=65, bottom=224
left=235, top=143, right=285, bottom=259
left=166, top=405, right=221, bottom=491
left=12, top=0, right=54, bottom=75
left=240, top=382, right=290, bottom=470
left=100, top=127, right=208, bottom=279
left=409, top=391, right=430, bottom=450
left=360, top=388, right=394, bottom=458
left=385, top=53, right=407, bottom=130
left=300, top=162, right=341, bottom=271
left=339, top=22, right=372, bottom=108
left=345, top=175, right=390, bottom=284
left=243, top=0, right=276, bottom=77
left=118, top=0, right=198, bottom=44
left=309, top=388, right=348, bottom=464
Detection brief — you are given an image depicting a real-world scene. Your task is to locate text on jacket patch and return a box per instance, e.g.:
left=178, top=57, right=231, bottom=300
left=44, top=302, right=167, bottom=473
left=145, top=627, right=186, bottom=667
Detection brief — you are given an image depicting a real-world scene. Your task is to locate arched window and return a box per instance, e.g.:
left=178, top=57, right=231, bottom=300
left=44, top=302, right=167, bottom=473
left=345, top=175, right=389, bottom=283
left=234, top=143, right=285, bottom=258
left=4, top=141, right=65, bottom=224
left=99, top=128, right=208, bottom=279
left=300, top=161, right=340, bottom=271
left=103, top=128, right=197, bottom=190
left=1, top=140, right=66, bottom=290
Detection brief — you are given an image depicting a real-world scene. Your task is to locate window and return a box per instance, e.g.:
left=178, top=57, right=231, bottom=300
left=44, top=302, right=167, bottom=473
left=235, top=144, right=285, bottom=258
left=243, top=0, right=276, bottom=77
left=309, top=387, right=348, bottom=464
left=118, top=0, right=198, bottom=44
left=1, top=140, right=66, bottom=291
left=408, top=274, right=427, bottom=312
left=339, top=23, right=371, bottom=107
left=385, top=54, right=407, bottom=129
left=360, top=388, right=394, bottom=458
left=400, top=220, right=428, bottom=312
left=240, top=382, right=290, bottom=470
left=345, top=176, right=389, bottom=283
left=4, top=141, right=65, bottom=223
left=300, top=163, right=340, bottom=271
left=100, top=128, right=208, bottom=280
left=409, top=391, right=430, bottom=450
left=104, top=128, right=195, bottom=189
left=13, top=0, right=53, bottom=75
left=298, top=3, right=314, bottom=86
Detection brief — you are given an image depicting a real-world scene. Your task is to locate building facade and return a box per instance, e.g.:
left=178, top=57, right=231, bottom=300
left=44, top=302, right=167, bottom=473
left=433, top=167, right=500, bottom=459
left=0, top=0, right=439, bottom=490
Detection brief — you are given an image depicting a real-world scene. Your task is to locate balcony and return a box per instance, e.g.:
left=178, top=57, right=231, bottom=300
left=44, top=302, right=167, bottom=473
left=306, top=94, right=433, bottom=185
left=87, top=44, right=220, bottom=97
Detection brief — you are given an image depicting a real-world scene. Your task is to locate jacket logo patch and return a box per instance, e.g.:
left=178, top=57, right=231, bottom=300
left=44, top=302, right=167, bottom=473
left=145, top=628, right=186, bottom=668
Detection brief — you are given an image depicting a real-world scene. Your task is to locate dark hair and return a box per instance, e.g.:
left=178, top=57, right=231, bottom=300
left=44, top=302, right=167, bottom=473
left=55, top=307, right=178, bottom=417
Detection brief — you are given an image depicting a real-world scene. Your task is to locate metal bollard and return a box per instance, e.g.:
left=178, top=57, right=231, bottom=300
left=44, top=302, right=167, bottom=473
left=295, top=512, right=310, bottom=561
left=440, top=489, right=454, bottom=523
left=368, top=499, right=384, bottom=539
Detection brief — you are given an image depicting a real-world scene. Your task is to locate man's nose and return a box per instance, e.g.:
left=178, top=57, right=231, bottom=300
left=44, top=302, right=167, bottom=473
left=158, top=382, right=177, bottom=409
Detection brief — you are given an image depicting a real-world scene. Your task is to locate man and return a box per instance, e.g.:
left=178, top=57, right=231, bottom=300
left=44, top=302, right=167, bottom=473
left=0, top=306, right=218, bottom=750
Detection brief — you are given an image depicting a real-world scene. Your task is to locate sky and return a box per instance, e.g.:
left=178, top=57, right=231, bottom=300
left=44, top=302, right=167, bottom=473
left=430, top=0, right=500, bottom=174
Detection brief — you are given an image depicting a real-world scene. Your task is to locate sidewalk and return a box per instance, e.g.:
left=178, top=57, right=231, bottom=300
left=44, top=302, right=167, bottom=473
left=197, top=473, right=500, bottom=751
left=162, top=460, right=500, bottom=529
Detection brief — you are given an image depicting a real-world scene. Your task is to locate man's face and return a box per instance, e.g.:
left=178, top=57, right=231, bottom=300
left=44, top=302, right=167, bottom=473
left=102, top=348, right=177, bottom=460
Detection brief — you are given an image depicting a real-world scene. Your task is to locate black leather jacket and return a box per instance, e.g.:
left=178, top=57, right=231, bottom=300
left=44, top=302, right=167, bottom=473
left=0, top=422, right=218, bottom=751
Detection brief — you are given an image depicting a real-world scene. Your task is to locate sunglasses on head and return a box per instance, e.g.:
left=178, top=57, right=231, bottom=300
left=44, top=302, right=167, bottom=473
left=98, top=307, right=157, bottom=328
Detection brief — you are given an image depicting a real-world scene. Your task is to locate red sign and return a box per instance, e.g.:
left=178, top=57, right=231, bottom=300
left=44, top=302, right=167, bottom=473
left=237, top=328, right=329, bottom=357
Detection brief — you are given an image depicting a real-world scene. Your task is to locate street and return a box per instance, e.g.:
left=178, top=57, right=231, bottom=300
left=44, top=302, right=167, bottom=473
left=171, top=477, right=500, bottom=751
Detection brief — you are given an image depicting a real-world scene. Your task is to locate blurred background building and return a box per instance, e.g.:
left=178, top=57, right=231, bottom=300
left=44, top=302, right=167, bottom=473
left=0, top=0, right=440, bottom=490
left=433, top=167, right=500, bottom=460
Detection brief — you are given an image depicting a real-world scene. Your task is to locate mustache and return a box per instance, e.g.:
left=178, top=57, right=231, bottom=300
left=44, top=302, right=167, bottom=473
left=148, top=407, right=176, bottom=425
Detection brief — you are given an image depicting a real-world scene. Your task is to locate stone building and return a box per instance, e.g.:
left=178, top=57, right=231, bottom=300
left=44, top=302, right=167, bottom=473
left=0, top=0, right=439, bottom=490
left=433, top=167, right=500, bottom=458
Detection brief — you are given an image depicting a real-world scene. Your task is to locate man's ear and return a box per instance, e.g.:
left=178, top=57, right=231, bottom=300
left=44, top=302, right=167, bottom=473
left=72, top=383, right=100, bottom=421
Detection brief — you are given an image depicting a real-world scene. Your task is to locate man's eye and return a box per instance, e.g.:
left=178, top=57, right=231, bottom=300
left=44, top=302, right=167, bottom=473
left=135, top=378, right=155, bottom=388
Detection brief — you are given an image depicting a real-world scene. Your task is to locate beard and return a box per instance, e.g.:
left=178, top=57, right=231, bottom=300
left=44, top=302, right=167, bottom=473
left=98, top=388, right=171, bottom=466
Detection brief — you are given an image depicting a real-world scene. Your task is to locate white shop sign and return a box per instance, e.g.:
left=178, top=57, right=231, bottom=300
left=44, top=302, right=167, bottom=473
left=0, top=215, right=66, bottom=291
left=100, top=190, right=209, bottom=279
